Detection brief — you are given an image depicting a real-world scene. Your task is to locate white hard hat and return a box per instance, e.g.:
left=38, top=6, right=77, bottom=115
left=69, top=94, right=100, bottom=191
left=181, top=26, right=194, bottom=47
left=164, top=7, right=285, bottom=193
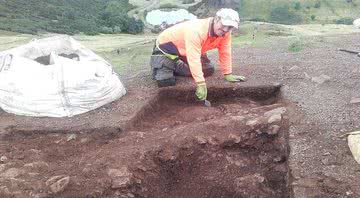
left=216, top=8, right=240, bottom=29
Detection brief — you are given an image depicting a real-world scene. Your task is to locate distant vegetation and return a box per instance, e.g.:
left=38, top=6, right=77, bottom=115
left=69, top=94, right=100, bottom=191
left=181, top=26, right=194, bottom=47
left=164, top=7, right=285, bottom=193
left=237, top=0, right=360, bottom=25
left=0, top=0, right=144, bottom=35
left=1, top=0, right=360, bottom=35
left=269, top=6, right=303, bottom=25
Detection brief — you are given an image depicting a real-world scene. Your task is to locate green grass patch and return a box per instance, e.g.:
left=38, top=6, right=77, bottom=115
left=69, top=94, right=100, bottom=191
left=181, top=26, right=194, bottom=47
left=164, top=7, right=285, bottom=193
left=159, top=3, right=179, bottom=9
left=237, top=0, right=360, bottom=24
left=232, top=22, right=295, bottom=48
left=96, top=43, right=153, bottom=74
left=288, top=38, right=303, bottom=52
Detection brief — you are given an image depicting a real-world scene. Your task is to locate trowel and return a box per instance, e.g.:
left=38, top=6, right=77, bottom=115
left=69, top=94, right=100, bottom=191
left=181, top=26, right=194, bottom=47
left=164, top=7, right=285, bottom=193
left=204, top=99, right=211, bottom=107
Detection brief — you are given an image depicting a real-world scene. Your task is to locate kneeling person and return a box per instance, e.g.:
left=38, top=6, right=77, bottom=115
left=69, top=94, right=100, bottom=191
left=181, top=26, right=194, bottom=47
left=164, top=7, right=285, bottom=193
left=150, top=8, right=246, bottom=101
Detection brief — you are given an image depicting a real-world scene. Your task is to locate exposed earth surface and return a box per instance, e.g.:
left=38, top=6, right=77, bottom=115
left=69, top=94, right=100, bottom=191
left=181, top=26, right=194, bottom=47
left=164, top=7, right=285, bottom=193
left=0, top=32, right=360, bottom=198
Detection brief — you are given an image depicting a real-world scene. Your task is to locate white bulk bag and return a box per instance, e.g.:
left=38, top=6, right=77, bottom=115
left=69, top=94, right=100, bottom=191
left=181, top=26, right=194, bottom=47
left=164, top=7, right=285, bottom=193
left=0, top=36, right=126, bottom=117
left=354, top=18, right=360, bottom=28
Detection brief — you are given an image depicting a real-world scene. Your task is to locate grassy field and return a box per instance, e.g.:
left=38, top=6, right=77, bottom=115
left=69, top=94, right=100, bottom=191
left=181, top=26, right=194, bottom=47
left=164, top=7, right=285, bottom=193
left=0, top=30, right=35, bottom=51
left=129, top=0, right=201, bottom=9
left=131, top=0, right=360, bottom=24
left=238, top=0, right=360, bottom=23
left=1, top=23, right=359, bottom=74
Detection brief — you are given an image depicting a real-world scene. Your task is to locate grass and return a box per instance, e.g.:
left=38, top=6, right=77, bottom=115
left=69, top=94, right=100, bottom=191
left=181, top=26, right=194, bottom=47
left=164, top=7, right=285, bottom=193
left=1, top=22, right=359, bottom=72
left=288, top=38, right=303, bottom=52
left=238, top=0, right=360, bottom=24
left=96, top=43, right=153, bottom=73
left=0, top=31, right=34, bottom=51
left=231, top=21, right=360, bottom=52
left=0, top=32, right=156, bottom=74
left=74, top=33, right=156, bottom=73
left=232, top=22, right=294, bottom=48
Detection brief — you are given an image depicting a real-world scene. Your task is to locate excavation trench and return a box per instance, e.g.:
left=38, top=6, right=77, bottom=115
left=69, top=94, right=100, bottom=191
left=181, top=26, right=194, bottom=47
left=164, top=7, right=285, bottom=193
left=0, top=84, right=293, bottom=198
left=122, top=85, right=292, bottom=198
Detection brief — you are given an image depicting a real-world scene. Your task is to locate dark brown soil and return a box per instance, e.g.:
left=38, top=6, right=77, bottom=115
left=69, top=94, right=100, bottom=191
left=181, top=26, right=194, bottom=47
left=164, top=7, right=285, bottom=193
left=0, top=85, right=292, bottom=198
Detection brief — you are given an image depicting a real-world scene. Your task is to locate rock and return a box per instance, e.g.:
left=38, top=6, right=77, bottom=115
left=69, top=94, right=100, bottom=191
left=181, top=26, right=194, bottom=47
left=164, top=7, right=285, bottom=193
left=221, top=134, right=242, bottom=147
left=67, top=134, right=77, bottom=141
left=0, top=164, right=6, bottom=172
left=107, top=167, right=133, bottom=189
left=268, top=114, right=282, bottom=124
left=289, top=65, right=300, bottom=71
left=346, top=191, right=353, bottom=196
left=0, top=156, right=8, bottom=163
left=350, top=97, right=360, bottom=104
left=226, top=156, right=248, bottom=167
left=195, top=136, right=207, bottom=145
left=207, top=136, right=218, bottom=145
left=127, top=193, right=135, bottom=198
left=320, top=157, right=338, bottom=166
left=80, top=138, right=89, bottom=143
left=234, top=173, right=265, bottom=188
left=233, top=173, right=275, bottom=197
left=29, top=149, right=41, bottom=155
left=28, top=172, right=40, bottom=177
left=136, top=165, right=147, bottom=172
left=246, top=118, right=260, bottom=128
left=304, top=72, right=311, bottom=79
left=0, top=186, right=11, bottom=196
left=228, top=133, right=241, bottom=144
left=273, top=155, right=286, bottom=163
left=292, top=178, right=318, bottom=188
left=29, top=192, right=49, bottom=198
left=0, top=168, right=25, bottom=179
left=46, top=175, right=70, bottom=194
left=264, top=107, right=286, bottom=117
left=311, top=74, right=331, bottom=84
left=267, top=125, right=280, bottom=135
left=230, top=115, right=245, bottom=122
left=24, top=161, right=49, bottom=170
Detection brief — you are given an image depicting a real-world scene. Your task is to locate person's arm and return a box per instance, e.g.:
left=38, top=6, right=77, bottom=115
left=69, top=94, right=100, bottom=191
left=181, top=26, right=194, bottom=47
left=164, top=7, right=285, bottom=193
left=184, top=30, right=204, bottom=84
left=184, top=30, right=209, bottom=100
left=218, top=33, right=246, bottom=82
left=217, top=33, right=232, bottom=75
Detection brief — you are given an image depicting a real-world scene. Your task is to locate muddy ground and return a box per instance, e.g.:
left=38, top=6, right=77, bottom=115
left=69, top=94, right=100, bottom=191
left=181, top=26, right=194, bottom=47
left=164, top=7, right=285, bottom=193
left=0, top=33, right=360, bottom=198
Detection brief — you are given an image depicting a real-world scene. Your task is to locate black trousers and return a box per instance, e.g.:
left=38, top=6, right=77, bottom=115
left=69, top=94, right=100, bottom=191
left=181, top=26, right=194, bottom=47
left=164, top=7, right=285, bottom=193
left=150, top=45, right=215, bottom=87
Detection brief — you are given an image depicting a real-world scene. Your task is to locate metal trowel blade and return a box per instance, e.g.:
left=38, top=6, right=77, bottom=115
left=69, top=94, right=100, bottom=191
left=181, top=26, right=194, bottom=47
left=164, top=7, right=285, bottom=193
left=204, top=99, right=211, bottom=107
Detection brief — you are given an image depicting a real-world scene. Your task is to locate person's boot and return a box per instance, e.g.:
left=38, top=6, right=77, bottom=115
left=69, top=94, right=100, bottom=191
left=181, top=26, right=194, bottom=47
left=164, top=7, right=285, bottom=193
left=157, top=77, right=176, bottom=87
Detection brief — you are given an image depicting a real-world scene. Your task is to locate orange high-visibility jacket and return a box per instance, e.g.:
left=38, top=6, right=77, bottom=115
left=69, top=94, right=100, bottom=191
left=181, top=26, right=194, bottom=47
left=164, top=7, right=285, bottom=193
left=157, top=17, right=232, bottom=83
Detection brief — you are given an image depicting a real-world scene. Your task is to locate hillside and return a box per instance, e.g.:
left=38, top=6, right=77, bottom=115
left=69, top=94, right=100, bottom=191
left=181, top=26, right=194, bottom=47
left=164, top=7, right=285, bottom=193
left=0, top=0, right=359, bottom=35
left=194, top=0, right=360, bottom=25
left=239, top=0, right=360, bottom=24
left=0, top=0, right=143, bottom=35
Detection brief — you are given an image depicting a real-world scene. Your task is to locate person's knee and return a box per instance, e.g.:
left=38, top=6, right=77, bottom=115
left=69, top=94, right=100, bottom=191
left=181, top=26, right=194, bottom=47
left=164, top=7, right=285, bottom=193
left=157, top=77, right=176, bottom=87
left=174, top=59, right=192, bottom=77
left=153, top=66, right=176, bottom=87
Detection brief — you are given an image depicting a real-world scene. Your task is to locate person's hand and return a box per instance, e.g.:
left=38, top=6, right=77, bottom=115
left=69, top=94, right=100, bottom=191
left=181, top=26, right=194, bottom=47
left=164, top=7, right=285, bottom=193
left=224, top=74, right=246, bottom=82
left=195, top=82, right=207, bottom=101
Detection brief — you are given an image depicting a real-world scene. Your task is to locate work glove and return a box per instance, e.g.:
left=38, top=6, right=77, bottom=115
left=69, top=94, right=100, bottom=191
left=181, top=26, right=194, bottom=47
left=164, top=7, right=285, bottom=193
left=195, top=82, right=207, bottom=101
left=224, top=74, right=246, bottom=82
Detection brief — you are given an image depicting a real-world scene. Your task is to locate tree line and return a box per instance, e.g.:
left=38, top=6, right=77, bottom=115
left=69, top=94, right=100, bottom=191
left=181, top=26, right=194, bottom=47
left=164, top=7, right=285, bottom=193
left=0, top=0, right=144, bottom=35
